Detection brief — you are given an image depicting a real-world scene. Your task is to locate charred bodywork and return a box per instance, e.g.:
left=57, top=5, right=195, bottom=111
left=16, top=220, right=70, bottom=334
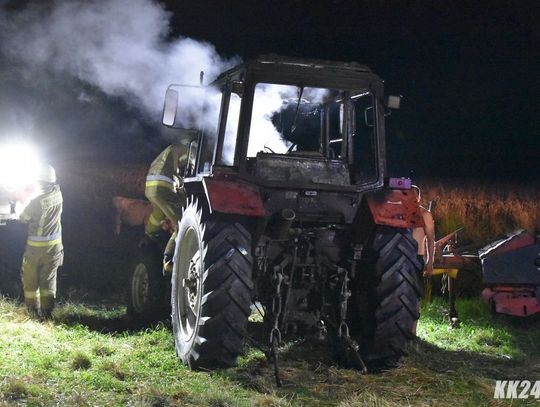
left=148, top=55, right=424, bottom=373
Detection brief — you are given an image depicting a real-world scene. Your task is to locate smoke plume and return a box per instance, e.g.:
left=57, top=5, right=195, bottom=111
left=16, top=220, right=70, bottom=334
left=0, top=0, right=239, bottom=121
left=0, top=0, right=329, bottom=164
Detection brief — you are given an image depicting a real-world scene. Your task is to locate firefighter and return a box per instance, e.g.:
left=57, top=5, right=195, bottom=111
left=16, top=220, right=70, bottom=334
left=412, top=185, right=435, bottom=277
left=18, top=164, right=63, bottom=320
left=143, top=139, right=189, bottom=273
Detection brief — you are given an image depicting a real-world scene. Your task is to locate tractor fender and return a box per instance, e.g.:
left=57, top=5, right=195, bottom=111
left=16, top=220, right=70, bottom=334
left=364, top=188, right=424, bottom=229
left=203, top=176, right=265, bottom=217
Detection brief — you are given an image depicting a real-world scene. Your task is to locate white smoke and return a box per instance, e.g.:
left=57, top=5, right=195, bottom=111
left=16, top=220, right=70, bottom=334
left=0, top=0, right=239, bottom=123
left=247, top=84, right=330, bottom=157
left=248, top=84, right=296, bottom=156
left=0, top=1, right=335, bottom=164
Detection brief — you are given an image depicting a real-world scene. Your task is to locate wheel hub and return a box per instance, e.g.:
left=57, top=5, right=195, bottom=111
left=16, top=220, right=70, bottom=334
left=174, top=223, right=204, bottom=345
left=183, top=256, right=200, bottom=310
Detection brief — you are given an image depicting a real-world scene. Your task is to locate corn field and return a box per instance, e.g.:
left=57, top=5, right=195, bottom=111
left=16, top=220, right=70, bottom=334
left=418, top=180, right=540, bottom=245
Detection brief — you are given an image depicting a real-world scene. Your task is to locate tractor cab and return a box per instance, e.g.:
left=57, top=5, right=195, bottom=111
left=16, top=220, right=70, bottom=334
left=163, top=55, right=400, bottom=193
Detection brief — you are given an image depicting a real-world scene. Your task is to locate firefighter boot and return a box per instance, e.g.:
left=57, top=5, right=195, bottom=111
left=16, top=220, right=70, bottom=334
left=41, top=296, right=55, bottom=321
left=163, top=253, right=174, bottom=276
left=162, top=232, right=177, bottom=275
left=24, top=295, right=41, bottom=319
left=40, top=308, right=54, bottom=321
left=26, top=305, right=40, bottom=320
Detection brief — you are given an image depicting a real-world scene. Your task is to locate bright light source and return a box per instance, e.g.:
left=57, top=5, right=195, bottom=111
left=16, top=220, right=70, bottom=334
left=0, top=142, right=42, bottom=191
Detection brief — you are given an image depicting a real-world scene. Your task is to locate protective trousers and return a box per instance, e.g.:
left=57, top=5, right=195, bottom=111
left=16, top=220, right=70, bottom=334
left=21, top=245, right=63, bottom=316
left=145, top=185, right=186, bottom=256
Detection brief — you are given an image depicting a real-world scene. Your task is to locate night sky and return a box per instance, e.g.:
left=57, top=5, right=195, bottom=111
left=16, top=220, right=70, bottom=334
left=166, top=0, right=539, bottom=180
left=0, top=0, right=539, bottom=180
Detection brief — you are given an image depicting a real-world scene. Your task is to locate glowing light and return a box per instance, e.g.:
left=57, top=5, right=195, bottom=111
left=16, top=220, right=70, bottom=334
left=0, top=142, right=42, bottom=191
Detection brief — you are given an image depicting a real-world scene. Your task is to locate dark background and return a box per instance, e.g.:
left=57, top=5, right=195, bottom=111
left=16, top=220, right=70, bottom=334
left=164, top=0, right=540, bottom=180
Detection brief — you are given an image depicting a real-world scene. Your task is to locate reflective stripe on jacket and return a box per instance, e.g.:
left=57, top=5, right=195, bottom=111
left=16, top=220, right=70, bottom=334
left=146, top=144, right=188, bottom=190
left=27, top=231, right=62, bottom=247
left=145, top=174, right=176, bottom=190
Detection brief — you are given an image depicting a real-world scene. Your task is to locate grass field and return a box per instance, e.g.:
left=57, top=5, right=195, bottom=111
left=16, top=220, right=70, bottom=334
left=1, top=296, right=539, bottom=406
left=3, top=168, right=540, bottom=405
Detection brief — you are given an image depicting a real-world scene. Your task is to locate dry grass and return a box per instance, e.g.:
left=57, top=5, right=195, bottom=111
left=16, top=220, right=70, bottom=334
left=417, top=180, right=539, bottom=245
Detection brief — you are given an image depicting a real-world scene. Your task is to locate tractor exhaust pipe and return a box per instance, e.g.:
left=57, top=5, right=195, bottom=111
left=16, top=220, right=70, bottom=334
left=268, top=208, right=296, bottom=240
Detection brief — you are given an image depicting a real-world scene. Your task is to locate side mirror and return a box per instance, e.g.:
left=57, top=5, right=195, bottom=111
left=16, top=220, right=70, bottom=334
left=162, top=87, right=179, bottom=127
left=385, top=95, right=402, bottom=110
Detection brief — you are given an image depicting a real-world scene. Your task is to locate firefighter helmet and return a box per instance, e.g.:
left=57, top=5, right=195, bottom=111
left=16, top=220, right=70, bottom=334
left=38, top=164, right=56, bottom=184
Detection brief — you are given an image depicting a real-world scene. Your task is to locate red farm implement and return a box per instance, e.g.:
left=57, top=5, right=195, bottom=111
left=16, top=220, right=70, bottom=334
left=479, top=230, right=540, bottom=317
left=428, top=228, right=540, bottom=322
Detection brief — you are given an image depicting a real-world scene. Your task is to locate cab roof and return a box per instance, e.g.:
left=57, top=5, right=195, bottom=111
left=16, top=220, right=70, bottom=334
left=213, top=54, right=374, bottom=85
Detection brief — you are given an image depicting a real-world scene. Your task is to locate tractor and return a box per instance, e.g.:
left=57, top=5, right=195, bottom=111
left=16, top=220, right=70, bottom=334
left=127, top=55, right=424, bottom=373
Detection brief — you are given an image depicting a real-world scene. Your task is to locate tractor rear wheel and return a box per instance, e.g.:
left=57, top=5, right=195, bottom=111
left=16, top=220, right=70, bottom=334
left=353, top=225, right=423, bottom=370
left=171, top=199, right=253, bottom=368
left=127, top=246, right=168, bottom=322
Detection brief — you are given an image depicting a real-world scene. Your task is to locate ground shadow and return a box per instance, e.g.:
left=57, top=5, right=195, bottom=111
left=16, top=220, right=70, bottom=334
left=52, top=307, right=170, bottom=333
left=224, top=333, right=538, bottom=402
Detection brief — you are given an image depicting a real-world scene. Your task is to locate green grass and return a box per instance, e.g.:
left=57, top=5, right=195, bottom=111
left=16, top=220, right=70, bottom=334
left=419, top=298, right=540, bottom=359
left=0, top=296, right=539, bottom=406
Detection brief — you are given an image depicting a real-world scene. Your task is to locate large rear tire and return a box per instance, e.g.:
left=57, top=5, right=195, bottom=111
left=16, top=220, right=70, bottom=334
left=171, top=199, right=253, bottom=368
left=353, top=226, right=423, bottom=370
left=126, top=246, right=168, bottom=322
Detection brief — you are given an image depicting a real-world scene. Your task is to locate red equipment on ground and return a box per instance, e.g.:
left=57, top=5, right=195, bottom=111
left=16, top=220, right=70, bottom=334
left=479, top=230, right=540, bottom=317
left=426, top=227, right=540, bottom=322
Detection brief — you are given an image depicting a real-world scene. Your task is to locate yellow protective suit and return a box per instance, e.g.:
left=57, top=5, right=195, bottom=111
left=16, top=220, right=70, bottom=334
left=19, top=184, right=63, bottom=317
left=145, top=144, right=188, bottom=256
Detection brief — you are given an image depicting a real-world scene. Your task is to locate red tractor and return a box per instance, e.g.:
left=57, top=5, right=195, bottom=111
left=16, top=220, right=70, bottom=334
left=127, top=55, right=425, bottom=373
